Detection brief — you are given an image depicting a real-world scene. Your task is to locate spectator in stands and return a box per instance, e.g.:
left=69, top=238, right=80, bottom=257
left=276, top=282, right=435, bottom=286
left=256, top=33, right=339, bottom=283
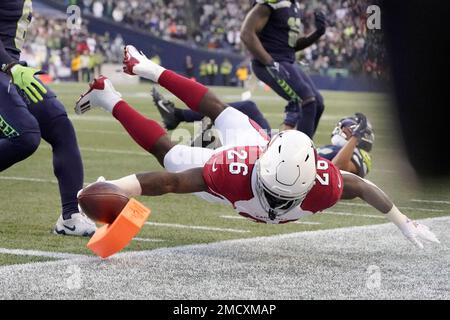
left=185, top=55, right=194, bottom=79
left=206, top=59, right=218, bottom=86
left=236, top=64, right=249, bottom=88
left=71, top=53, right=81, bottom=82
left=199, top=60, right=208, bottom=84
left=220, top=59, right=233, bottom=87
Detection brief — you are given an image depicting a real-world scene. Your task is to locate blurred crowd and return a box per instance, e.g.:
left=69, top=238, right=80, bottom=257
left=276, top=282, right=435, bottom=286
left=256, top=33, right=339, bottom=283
left=64, top=0, right=385, bottom=78
left=39, top=0, right=386, bottom=80
left=23, top=13, right=123, bottom=81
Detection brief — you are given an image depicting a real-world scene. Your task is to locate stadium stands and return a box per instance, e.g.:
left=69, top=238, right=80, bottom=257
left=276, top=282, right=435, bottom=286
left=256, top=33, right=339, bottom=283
left=52, top=0, right=385, bottom=78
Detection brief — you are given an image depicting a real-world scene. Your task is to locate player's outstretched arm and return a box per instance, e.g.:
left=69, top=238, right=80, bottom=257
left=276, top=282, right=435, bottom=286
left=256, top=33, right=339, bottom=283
left=340, top=171, right=440, bottom=248
left=332, top=136, right=359, bottom=174
left=332, top=114, right=368, bottom=174
left=108, top=168, right=207, bottom=197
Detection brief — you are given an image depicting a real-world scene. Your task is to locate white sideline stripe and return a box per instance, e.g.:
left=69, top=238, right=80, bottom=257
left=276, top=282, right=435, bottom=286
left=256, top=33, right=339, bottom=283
left=325, top=211, right=385, bottom=219
left=0, top=248, right=87, bottom=260
left=411, top=199, right=450, bottom=205
left=0, top=216, right=446, bottom=277
left=336, top=202, right=445, bottom=213
left=133, top=238, right=165, bottom=243
left=145, top=222, right=250, bottom=233
left=219, top=215, right=321, bottom=225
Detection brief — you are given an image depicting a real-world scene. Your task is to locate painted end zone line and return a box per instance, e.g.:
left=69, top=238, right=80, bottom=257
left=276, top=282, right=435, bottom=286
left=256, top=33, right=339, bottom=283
left=145, top=222, right=250, bottom=233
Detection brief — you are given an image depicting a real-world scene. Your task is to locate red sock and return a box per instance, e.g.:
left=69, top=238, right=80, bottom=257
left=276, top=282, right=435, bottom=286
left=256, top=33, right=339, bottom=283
left=158, top=70, right=208, bottom=112
left=112, top=101, right=166, bottom=152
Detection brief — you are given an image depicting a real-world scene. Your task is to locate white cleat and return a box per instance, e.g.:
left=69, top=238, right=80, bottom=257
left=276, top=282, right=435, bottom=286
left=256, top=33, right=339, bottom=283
left=123, top=45, right=166, bottom=82
left=75, top=76, right=122, bottom=115
left=53, top=213, right=97, bottom=237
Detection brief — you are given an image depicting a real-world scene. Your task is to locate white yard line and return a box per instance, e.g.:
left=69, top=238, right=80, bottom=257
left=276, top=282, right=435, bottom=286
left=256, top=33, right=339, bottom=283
left=336, top=202, right=445, bottom=213
left=0, top=176, right=58, bottom=184
left=38, top=144, right=148, bottom=156
left=411, top=199, right=450, bottom=205
left=133, top=237, right=165, bottom=243
left=145, top=222, right=250, bottom=233
left=325, top=211, right=385, bottom=219
left=0, top=248, right=87, bottom=260
left=77, top=129, right=125, bottom=135
left=68, top=115, right=117, bottom=123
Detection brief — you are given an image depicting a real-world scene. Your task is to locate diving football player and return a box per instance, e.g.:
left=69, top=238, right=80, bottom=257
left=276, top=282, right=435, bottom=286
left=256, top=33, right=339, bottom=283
left=75, top=46, right=439, bottom=248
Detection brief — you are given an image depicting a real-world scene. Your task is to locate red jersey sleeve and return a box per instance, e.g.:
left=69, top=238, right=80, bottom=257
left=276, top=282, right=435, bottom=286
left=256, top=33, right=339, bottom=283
left=301, top=157, right=343, bottom=213
left=202, top=146, right=261, bottom=205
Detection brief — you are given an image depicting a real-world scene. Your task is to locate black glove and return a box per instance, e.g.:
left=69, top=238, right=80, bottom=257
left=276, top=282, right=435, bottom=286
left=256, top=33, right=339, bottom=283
left=314, top=11, right=327, bottom=35
left=352, top=113, right=368, bottom=139
left=266, top=61, right=290, bottom=82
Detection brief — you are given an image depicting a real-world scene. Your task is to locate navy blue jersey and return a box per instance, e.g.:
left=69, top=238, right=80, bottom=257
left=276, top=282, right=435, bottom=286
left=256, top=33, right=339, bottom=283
left=253, top=0, right=302, bottom=63
left=0, top=0, right=33, bottom=61
left=317, top=145, right=372, bottom=178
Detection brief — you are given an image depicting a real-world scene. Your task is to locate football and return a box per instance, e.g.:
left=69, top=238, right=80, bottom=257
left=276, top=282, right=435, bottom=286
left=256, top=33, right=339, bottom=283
left=78, top=182, right=129, bottom=225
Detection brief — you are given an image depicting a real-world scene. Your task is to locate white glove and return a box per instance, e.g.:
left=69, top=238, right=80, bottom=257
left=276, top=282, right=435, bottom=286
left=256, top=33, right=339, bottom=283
left=397, top=219, right=440, bottom=249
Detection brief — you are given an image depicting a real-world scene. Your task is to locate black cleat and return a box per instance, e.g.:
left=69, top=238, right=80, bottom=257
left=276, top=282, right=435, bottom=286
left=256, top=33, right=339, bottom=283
left=151, top=87, right=181, bottom=130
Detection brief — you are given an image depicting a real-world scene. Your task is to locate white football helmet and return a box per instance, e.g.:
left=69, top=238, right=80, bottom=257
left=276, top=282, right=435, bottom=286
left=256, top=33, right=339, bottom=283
left=255, top=130, right=317, bottom=220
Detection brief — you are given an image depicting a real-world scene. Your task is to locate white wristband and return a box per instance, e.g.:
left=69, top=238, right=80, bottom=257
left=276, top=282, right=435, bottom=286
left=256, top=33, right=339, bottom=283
left=385, top=205, right=408, bottom=226
left=109, top=174, right=142, bottom=197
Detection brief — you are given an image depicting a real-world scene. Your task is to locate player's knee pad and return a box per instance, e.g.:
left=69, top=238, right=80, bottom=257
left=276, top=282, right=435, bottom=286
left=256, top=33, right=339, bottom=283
left=302, top=96, right=317, bottom=108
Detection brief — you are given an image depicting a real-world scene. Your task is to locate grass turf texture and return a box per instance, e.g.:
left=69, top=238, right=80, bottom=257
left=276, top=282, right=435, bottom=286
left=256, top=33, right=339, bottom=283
left=0, top=83, right=449, bottom=265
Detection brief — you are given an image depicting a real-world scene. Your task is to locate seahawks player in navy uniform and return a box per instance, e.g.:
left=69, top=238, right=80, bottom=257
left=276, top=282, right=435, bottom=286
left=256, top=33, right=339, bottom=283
left=0, top=0, right=95, bottom=236
left=241, top=0, right=326, bottom=138
left=318, top=114, right=374, bottom=178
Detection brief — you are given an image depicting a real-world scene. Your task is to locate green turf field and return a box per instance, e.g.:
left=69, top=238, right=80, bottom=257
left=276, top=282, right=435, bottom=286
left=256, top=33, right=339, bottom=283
left=0, top=83, right=449, bottom=266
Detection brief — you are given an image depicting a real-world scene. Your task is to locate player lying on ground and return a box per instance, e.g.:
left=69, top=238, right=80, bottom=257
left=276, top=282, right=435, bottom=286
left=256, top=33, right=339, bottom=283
left=152, top=89, right=374, bottom=178
left=75, top=45, right=439, bottom=248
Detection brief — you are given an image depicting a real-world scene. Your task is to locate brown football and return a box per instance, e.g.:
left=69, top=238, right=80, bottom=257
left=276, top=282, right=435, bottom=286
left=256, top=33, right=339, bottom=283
left=78, top=182, right=129, bottom=225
